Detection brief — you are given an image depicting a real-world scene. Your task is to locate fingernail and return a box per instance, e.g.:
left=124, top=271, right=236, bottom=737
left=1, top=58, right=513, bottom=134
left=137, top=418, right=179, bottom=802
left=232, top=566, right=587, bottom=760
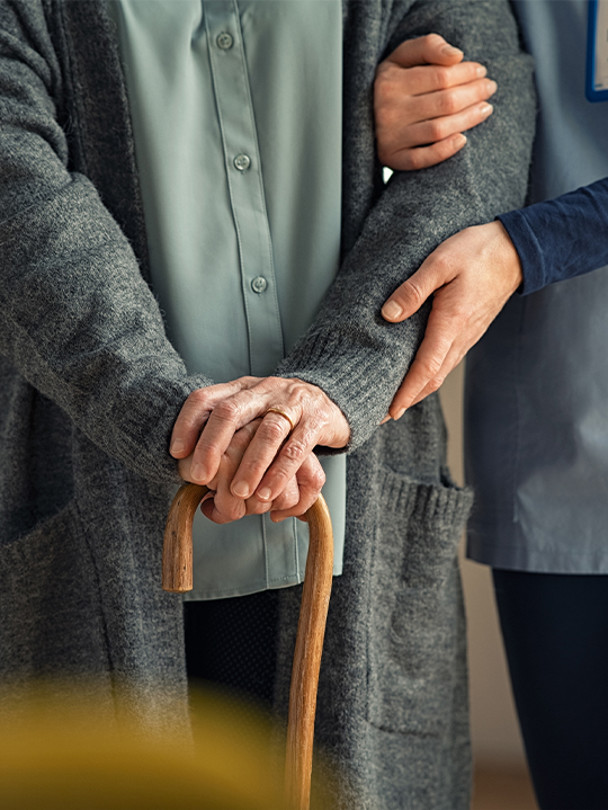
left=382, top=301, right=403, bottom=321
left=380, top=415, right=392, bottom=425
left=232, top=481, right=250, bottom=498
left=441, top=45, right=463, bottom=58
left=480, top=103, right=494, bottom=117
left=487, top=80, right=498, bottom=95
left=191, top=463, right=205, bottom=482
left=394, top=408, right=405, bottom=421
left=170, top=439, right=185, bottom=456
left=476, top=65, right=487, bottom=78
left=452, top=133, right=467, bottom=148
left=257, top=487, right=272, bottom=502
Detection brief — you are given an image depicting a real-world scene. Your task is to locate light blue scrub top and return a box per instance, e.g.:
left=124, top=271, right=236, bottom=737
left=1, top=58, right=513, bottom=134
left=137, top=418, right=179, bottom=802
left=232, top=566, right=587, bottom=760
left=111, top=0, right=346, bottom=598
left=465, top=0, right=608, bottom=573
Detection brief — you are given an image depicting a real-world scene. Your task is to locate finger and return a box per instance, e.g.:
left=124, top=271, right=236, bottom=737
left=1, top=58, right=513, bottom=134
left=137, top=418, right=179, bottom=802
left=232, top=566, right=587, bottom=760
left=408, top=343, right=467, bottom=409
left=202, top=494, right=247, bottom=525
left=199, top=492, right=222, bottom=522
left=236, top=473, right=300, bottom=519
left=382, top=258, right=450, bottom=323
left=199, top=495, right=246, bottom=525
left=229, top=409, right=300, bottom=500
left=401, top=98, right=494, bottom=145
left=188, top=421, right=260, bottom=523
left=204, top=470, right=297, bottom=524
left=208, top=421, right=263, bottom=521
left=266, top=475, right=300, bottom=515
left=389, top=61, right=490, bottom=99
left=404, top=78, right=496, bottom=125
left=170, top=391, right=212, bottom=460
left=382, top=133, right=468, bottom=172
left=386, top=33, right=464, bottom=69
left=199, top=474, right=248, bottom=524
left=225, top=378, right=347, bottom=500
left=388, top=309, right=456, bottom=418
left=169, top=378, right=257, bottom=459
left=185, top=394, right=261, bottom=484
left=194, top=378, right=347, bottom=497
left=185, top=379, right=303, bottom=485
left=270, top=455, right=326, bottom=522
left=252, top=419, right=326, bottom=505
left=384, top=101, right=494, bottom=171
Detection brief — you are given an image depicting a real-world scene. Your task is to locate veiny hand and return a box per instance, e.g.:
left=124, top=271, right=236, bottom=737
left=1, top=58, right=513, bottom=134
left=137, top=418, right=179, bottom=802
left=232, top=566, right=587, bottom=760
left=170, top=376, right=350, bottom=521
left=177, top=417, right=322, bottom=524
left=381, top=221, right=523, bottom=417
left=374, top=33, right=497, bottom=170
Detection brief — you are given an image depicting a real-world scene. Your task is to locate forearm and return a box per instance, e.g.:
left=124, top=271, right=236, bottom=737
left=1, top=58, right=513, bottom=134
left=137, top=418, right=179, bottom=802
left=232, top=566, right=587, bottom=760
left=0, top=6, right=211, bottom=483
left=277, top=0, right=535, bottom=449
left=0, top=176, right=213, bottom=483
left=500, top=177, right=608, bottom=295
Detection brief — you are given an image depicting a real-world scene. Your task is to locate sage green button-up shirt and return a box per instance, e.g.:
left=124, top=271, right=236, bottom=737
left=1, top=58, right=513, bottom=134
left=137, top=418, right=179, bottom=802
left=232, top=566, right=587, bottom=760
left=111, top=0, right=345, bottom=599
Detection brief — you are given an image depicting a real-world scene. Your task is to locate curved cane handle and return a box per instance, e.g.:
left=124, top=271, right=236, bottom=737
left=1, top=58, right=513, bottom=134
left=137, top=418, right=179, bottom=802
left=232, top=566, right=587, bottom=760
left=162, top=483, right=209, bottom=593
left=161, top=482, right=333, bottom=810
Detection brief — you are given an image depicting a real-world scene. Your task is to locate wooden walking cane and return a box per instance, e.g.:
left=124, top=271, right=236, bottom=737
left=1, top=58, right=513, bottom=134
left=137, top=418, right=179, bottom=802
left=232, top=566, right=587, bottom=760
left=162, top=483, right=334, bottom=810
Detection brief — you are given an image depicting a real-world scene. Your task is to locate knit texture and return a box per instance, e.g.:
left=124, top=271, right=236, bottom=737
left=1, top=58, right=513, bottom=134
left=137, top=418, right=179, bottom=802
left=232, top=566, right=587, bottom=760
left=0, top=0, right=535, bottom=805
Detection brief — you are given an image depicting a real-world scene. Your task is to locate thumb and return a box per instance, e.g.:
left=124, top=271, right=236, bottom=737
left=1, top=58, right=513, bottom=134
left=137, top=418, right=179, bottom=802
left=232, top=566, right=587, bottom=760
left=386, top=33, right=463, bottom=69
left=381, top=262, right=439, bottom=323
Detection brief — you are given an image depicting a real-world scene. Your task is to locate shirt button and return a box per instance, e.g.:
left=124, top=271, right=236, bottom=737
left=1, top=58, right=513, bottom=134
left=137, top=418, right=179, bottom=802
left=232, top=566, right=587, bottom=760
left=216, top=32, right=234, bottom=50
left=251, top=276, right=268, bottom=294
left=234, top=153, right=251, bottom=172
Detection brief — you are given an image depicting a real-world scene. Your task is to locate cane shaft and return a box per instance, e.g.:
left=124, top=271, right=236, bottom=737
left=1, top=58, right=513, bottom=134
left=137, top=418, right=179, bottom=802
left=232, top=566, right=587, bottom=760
left=161, top=483, right=333, bottom=810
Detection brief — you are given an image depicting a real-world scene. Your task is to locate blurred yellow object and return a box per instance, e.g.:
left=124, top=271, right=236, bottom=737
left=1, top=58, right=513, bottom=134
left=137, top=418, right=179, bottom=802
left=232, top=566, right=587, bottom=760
left=0, top=684, right=291, bottom=810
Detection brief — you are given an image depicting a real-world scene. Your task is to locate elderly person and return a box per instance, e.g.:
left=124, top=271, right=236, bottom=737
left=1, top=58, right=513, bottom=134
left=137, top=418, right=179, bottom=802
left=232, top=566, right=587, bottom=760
left=0, top=1, right=534, bottom=807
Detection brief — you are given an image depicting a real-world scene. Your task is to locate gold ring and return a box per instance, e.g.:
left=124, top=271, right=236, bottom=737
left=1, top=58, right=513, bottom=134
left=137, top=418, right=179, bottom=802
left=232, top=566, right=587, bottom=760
left=265, top=407, right=296, bottom=433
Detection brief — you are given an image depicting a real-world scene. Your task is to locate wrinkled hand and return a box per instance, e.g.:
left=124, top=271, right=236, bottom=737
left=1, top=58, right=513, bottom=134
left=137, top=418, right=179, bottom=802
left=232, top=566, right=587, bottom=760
left=176, top=417, right=304, bottom=523
left=374, top=33, right=496, bottom=170
left=170, top=376, right=350, bottom=523
left=381, top=221, right=523, bottom=417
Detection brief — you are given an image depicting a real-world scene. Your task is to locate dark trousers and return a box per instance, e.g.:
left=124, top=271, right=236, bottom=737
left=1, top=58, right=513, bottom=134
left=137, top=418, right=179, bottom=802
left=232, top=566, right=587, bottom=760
left=493, top=569, right=608, bottom=810
left=183, top=589, right=280, bottom=710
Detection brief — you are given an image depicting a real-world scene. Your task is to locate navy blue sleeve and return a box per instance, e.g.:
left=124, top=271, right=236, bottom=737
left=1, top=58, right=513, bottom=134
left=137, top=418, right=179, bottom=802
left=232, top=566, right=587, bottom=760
left=498, top=177, right=608, bottom=295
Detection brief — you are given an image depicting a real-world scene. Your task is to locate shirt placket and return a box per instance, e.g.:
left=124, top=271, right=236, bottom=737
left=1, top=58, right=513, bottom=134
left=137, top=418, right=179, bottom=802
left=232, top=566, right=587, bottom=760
left=204, top=0, right=284, bottom=376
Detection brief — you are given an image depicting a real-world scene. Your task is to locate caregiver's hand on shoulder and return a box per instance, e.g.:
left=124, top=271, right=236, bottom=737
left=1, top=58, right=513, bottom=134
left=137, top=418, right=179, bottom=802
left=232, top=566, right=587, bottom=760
left=381, top=221, right=523, bottom=417
left=170, top=376, right=350, bottom=522
left=374, top=33, right=496, bottom=170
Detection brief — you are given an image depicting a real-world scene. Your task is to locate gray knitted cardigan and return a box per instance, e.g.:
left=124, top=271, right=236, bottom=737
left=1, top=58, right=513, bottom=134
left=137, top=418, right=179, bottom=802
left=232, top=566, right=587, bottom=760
left=0, top=1, right=534, bottom=807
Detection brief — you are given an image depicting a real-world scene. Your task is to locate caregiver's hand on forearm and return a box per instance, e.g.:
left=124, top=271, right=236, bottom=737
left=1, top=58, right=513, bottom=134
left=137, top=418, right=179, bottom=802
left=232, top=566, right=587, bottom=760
left=374, top=33, right=496, bottom=170
left=170, top=376, right=350, bottom=521
left=381, top=221, right=523, bottom=417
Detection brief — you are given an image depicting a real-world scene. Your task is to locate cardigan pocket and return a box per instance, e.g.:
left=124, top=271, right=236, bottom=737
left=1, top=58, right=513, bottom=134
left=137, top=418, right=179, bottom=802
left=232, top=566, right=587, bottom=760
left=0, top=501, right=111, bottom=679
left=366, top=468, right=473, bottom=736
